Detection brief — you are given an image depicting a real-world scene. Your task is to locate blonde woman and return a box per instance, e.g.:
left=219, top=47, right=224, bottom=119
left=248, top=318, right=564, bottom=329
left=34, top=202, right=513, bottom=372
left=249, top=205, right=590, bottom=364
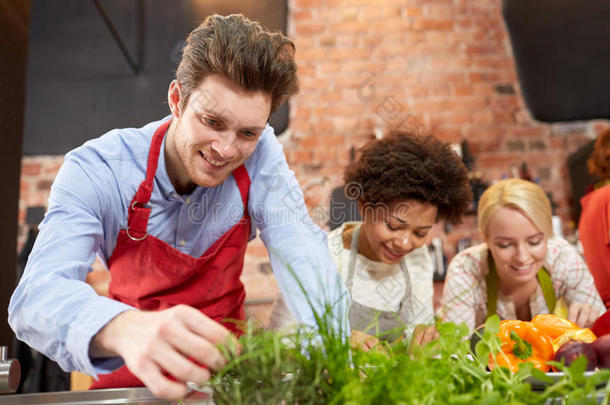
left=441, top=179, right=604, bottom=331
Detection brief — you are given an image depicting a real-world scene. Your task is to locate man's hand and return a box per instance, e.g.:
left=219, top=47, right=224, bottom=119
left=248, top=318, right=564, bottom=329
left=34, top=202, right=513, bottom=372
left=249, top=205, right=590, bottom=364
left=91, top=305, right=238, bottom=400
left=568, top=302, right=600, bottom=328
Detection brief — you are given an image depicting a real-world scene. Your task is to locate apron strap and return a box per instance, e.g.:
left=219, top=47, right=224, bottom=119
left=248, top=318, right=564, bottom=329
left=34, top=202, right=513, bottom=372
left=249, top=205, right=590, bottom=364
left=127, top=119, right=171, bottom=240
left=537, top=266, right=556, bottom=313
left=345, top=225, right=360, bottom=290
left=486, top=251, right=557, bottom=319
left=232, top=165, right=250, bottom=210
left=485, top=253, right=499, bottom=318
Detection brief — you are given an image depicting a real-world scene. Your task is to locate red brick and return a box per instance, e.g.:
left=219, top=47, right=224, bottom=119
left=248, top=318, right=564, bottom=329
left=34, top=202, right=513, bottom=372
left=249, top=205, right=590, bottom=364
left=412, top=18, right=454, bottom=31
left=469, top=72, right=501, bottom=83
left=319, top=62, right=341, bottom=74
left=424, top=4, right=455, bottom=17
left=319, top=36, right=336, bottom=47
left=404, top=7, right=423, bottom=17
left=493, top=112, right=514, bottom=125
left=466, top=45, right=500, bottom=56
left=297, top=64, right=315, bottom=77
left=312, top=147, right=338, bottom=162
left=295, top=107, right=312, bottom=119
left=294, top=0, right=322, bottom=7
left=320, top=90, right=342, bottom=102
left=450, top=113, right=471, bottom=124
left=453, top=84, right=473, bottom=96
left=299, top=77, right=329, bottom=91
left=292, top=149, right=313, bottom=163
left=21, top=162, right=41, bottom=176
left=295, top=22, right=326, bottom=36
left=311, top=120, right=334, bottom=133
left=296, top=48, right=327, bottom=62
left=329, top=48, right=371, bottom=60
left=36, top=180, right=53, bottom=191
left=299, top=135, right=321, bottom=148
left=510, top=126, right=550, bottom=138
left=329, top=21, right=369, bottom=34
left=472, top=110, right=494, bottom=125
left=292, top=120, right=312, bottom=133
left=293, top=11, right=313, bottom=21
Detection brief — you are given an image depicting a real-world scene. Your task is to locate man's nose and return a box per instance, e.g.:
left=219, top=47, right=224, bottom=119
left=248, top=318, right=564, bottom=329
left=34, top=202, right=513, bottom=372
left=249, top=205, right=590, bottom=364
left=211, top=131, right=237, bottom=159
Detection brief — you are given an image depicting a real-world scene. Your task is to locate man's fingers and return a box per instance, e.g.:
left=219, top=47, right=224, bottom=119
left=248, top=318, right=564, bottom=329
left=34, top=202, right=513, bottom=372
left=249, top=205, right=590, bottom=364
left=176, top=305, right=231, bottom=345
left=128, top=357, right=188, bottom=401
left=151, top=341, right=212, bottom=385
left=159, top=320, right=227, bottom=371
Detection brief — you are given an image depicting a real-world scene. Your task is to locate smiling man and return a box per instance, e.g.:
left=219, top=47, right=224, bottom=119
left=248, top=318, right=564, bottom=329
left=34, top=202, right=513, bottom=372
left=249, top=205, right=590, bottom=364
left=9, top=14, right=347, bottom=400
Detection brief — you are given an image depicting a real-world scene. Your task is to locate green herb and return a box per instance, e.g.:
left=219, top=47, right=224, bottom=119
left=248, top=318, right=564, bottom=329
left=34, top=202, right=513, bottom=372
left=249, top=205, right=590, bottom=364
left=184, top=259, right=610, bottom=404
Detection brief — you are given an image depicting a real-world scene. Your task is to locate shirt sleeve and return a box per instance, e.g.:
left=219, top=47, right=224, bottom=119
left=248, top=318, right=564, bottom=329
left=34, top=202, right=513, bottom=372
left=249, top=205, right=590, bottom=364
left=547, top=237, right=606, bottom=314
left=247, top=128, right=350, bottom=333
left=439, top=250, right=485, bottom=332
left=8, top=156, right=134, bottom=377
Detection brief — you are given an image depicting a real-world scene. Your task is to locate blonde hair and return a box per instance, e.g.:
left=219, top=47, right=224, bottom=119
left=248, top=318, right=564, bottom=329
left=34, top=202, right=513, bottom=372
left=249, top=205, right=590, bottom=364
left=477, top=179, right=553, bottom=238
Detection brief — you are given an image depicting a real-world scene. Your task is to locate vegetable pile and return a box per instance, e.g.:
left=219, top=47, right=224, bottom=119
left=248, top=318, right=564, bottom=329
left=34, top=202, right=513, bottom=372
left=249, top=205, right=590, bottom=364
left=191, top=312, right=610, bottom=405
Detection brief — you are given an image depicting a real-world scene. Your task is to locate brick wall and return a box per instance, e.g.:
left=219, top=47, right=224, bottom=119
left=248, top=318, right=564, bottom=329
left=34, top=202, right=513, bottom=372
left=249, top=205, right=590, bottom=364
left=17, top=0, right=610, bottom=324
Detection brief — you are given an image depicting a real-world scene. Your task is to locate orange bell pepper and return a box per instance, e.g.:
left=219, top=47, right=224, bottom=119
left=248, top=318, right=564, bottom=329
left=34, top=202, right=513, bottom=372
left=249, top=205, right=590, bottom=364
left=552, top=328, right=596, bottom=352
left=489, top=320, right=555, bottom=373
left=531, top=314, right=579, bottom=340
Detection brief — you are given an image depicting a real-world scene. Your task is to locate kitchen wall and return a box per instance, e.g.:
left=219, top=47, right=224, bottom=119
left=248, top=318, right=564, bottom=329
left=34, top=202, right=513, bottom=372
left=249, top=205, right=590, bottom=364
left=18, top=0, right=610, bottom=324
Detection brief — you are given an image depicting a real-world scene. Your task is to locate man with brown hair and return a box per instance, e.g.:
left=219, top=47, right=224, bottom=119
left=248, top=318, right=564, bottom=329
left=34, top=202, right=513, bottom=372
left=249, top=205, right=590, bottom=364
left=9, top=14, right=347, bottom=400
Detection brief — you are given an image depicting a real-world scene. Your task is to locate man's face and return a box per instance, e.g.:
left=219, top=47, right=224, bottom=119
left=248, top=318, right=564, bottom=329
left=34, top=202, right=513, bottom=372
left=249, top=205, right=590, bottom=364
left=167, top=74, right=271, bottom=191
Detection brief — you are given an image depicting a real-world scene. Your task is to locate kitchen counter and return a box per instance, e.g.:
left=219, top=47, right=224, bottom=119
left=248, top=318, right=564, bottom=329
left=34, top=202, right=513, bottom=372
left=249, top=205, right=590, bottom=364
left=0, top=387, right=213, bottom=405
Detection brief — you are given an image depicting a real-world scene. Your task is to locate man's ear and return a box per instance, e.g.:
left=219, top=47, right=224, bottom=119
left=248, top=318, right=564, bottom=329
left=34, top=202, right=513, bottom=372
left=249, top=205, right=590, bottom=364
left=168, top=80, right=183, bottom=119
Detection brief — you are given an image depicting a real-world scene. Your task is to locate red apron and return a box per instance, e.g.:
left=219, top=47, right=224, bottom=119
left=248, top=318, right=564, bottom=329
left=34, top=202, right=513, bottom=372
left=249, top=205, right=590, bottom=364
left=90, top=119, right=250, bottom=389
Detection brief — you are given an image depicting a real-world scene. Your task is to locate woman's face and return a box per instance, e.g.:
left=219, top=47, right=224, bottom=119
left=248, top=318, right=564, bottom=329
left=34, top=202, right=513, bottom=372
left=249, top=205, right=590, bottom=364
left=485, top=206, right=548, bottom=289
left=359, top=200, right=438, bottom=264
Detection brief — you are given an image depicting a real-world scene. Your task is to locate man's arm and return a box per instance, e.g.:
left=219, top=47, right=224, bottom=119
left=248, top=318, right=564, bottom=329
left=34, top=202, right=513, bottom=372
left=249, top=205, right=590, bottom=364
left=247, top=127, right=349, bottom=332
left=8, top=157, right=133, bottom=376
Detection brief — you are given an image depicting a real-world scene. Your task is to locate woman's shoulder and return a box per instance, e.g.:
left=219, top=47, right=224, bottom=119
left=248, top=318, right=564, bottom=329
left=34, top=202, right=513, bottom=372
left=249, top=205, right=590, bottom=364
left=448, top=243, right=489, bottom=276
left=545, top=236, right=578, bottom=258
left=328, top=221, right=360, bottom=248
left=545, top=236, right=583, bottom=271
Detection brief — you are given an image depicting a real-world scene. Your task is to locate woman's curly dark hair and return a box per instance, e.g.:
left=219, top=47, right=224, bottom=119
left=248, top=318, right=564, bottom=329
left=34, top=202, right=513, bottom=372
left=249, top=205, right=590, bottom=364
left=588, top=129, right=610, bottom=180
left=344, top=130, right=472, bottom=224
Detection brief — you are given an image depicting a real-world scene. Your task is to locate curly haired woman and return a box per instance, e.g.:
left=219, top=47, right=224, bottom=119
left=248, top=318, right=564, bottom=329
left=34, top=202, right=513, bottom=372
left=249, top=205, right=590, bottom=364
left=579, top=128, right=610, bottom=309
left=268, top=130, right=471, bottom=347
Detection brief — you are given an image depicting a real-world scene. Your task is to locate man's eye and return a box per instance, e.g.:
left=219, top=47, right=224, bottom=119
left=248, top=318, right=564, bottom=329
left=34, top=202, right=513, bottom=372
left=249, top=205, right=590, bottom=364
left=241, top=130, right=257, bottom=138
left=203, top=117, right=220, bottom=127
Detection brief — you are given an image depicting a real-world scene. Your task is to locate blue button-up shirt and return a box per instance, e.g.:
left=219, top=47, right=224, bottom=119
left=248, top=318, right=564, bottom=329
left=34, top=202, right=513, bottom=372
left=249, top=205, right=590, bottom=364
left=9, top=116, right=348, bottom=377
